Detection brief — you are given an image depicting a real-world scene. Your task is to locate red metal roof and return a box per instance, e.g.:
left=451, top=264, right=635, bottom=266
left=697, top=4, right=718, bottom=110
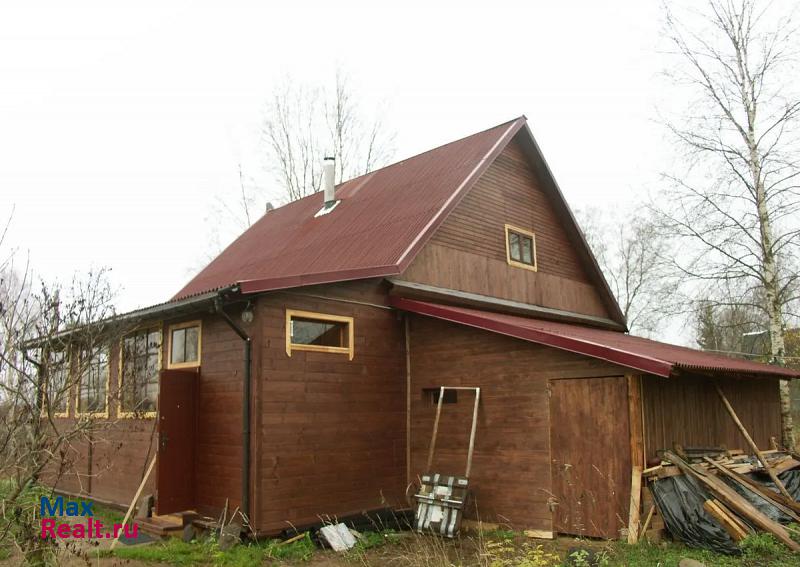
left=173, top=118, right=526, bottom=300
left=390, top=297, right=800, bottom=379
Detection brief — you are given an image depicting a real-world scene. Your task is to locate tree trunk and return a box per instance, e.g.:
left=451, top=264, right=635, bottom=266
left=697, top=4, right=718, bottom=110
left=753, top=151, right=794, bottom=449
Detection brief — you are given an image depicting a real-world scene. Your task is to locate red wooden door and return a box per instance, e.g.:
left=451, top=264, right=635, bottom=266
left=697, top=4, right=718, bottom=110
left=156, top=369, right=198, bottom=515
left=549, top=377, right=631, bottom=539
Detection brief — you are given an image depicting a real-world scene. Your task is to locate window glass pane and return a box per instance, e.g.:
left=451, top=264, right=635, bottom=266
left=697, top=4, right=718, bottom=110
left=521, top=235, right=533, bottom=265
left=79, top=350, right=108, bottom=413
left=509, top=232, right=521, bottom=262
left=171, top=328, right=185, bottom=364
left=291, top=317, right=346, bottom=347
left=121, top=329, right=160, bottom=413
left=185, top=326, right=199, bottom=362
left=48, top=350, right=69, bottom=414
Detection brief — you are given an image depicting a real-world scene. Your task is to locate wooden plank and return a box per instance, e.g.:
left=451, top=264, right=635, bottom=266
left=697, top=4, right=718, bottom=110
left=627, top=374, right=644, bottom=544
left=664, top=451, right=800, bottom=551
left=714, top=499, right=753, bottom=536
left=405, top=316, right=412, bottom=485
left=524, top=529, right=555, bottom=540
left=627, top=466, right=643, bottom=544
left=640, top=505, right=655, bottom=536
left=714, top=383, right=793, bottom=501
left=111, top=455, right=157, bottom=551
left=703, top=500, right=747, bottom=541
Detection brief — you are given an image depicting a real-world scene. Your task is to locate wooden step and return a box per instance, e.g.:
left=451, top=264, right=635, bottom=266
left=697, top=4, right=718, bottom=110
left=137, top=511, right=197, bottom=537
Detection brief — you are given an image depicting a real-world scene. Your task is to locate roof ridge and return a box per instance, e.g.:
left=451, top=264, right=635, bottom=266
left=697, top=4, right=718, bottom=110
left=260, top=116, right=527, bottom=216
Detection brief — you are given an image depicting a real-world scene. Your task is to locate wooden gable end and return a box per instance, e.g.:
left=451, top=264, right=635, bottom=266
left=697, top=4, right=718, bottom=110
left=401, top=135, right=612, bottom=320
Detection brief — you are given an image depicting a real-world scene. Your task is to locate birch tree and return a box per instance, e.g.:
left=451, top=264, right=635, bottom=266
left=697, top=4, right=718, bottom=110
left=658, top=0, right=800, bottom=447
left=261, top=69, right=395, bottom=203
left=577, top=207, right=675, bottom=337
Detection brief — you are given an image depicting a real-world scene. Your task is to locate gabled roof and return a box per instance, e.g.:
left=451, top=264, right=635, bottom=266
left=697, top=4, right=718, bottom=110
left=173, top=117, right=625, bottom=326
left=390, top=298, right=800, bottom=379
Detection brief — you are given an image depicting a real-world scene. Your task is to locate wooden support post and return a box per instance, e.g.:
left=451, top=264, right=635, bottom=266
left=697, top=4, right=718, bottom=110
left=404, top=316, right=412, bottom=485
left=110, top=454, right=157, bottom=551
left=426, top=387, right=445, bottom=472
left=714, top=383, right=793, bottom=501
left=464, top=388, right=480, bottom=479
left=640, top=505, right=655, bottom=536
left=627, top=466, right=642, bottom=544
left=627, top=375, right=644, bottom=544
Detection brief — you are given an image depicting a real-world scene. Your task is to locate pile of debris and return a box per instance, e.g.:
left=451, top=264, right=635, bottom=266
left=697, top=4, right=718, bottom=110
left=643, top=446, right=800, bottom=555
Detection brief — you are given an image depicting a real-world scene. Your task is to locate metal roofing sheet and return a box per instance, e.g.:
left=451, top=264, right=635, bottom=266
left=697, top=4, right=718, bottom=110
left=391, top=297, right=800, bottom=379
left=173, top=118, right=525, bottom=300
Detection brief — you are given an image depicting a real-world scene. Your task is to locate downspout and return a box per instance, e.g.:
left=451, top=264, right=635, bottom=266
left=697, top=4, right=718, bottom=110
left=213, top=297, right=251, bottom=523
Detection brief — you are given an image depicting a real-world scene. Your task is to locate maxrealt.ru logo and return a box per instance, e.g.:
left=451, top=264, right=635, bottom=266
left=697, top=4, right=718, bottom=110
left=40, top=496, right=138, bottom=540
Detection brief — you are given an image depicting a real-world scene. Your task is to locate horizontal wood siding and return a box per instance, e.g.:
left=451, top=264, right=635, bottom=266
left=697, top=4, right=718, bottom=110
left=402, top=137, right=611, bottom=319
left=192, top=313, right=246, bottom=518
left=256, top=281, right=406, bottom=532
left=642, top=374, right=782, bottom=461
left=408, top=315, right=627, bottom=530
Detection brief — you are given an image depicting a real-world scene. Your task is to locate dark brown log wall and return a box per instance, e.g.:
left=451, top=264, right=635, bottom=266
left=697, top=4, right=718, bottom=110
left=254, top=281, right=407, bottom=533
left=407, top=314, right=627, bottom=531
left=402, top=136, right=611, bottom=320
left=642, top=374, right=782, bottom=460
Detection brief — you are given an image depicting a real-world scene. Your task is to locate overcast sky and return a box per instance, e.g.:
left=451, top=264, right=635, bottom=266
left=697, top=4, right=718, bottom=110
left=2, top=1, right=698, bottom=330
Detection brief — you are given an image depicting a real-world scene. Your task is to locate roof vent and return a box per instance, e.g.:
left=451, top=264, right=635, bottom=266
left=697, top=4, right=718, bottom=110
left=315, top=156, right=340, bottom=217
left=265, top=201, right=275, bottom=213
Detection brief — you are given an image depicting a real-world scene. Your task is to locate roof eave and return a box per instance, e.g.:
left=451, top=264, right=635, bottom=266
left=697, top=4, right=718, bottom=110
left=389, top=296, right=673, bottom=377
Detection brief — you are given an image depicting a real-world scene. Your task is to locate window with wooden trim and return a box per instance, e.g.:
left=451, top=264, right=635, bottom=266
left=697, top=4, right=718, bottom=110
left=285, top=310, right=354, bottom=360
left=119, top=328, right=161, bottom=416
left=505, top=224, right=537, bottom=271
left=44, top=349, right=70, bottom=417
left=77, top=349, right=109, bottom=416
left=168, top=321, right=201, bottom=369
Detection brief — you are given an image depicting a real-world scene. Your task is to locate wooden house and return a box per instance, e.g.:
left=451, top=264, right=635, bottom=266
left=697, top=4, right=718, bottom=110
left=50, top=117, right=800, bottom=539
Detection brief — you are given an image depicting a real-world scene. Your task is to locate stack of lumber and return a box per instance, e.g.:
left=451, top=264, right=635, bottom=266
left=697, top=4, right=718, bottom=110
left=644, top=448, right=800, bottom=481
left=645, top=449, right=800, bottom=552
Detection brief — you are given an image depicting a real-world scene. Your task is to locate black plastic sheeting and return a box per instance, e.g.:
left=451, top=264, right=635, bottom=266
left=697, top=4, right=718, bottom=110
left=650, top=469, right=800, bottom=555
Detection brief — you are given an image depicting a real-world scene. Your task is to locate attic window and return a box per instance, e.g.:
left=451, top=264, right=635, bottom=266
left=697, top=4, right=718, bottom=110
left=505, top=224, right=537, bottom=272
left=286, top=309, right=354, bottom=360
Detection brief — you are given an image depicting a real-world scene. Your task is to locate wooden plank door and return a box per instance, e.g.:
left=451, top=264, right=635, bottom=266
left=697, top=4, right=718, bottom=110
left=549, top=376, right=631, bottom=539
left=156, top=369, right=198, bottom=515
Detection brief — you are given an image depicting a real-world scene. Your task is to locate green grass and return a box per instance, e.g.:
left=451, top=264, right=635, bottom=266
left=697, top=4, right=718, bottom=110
left=112, top=532, right=315, bottom=566
left=601, top=534, right=800, bottom=567
left=114, top=539, right=209, bottom=565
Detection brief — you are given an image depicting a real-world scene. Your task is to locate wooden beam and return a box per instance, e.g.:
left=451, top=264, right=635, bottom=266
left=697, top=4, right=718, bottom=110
left=640, top=505, right=655, bottom=536
left=703, top=500, right=747, bottom=541
left=404, top=316, right=412, bottom=485
left=627, top=375, right=644, bottom=544
left=628, top=375, right=645, bottom=469
left=111, top=455, right=156, bottom=551
left=704, top=457, right=800, bottom=520
left=714, top=383, right=793, bottom=501
left=627, top=466, right=642, bottom=544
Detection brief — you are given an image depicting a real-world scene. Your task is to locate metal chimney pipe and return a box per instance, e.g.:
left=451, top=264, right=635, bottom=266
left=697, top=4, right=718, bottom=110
left=323, top=157, right=335, bottom=204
